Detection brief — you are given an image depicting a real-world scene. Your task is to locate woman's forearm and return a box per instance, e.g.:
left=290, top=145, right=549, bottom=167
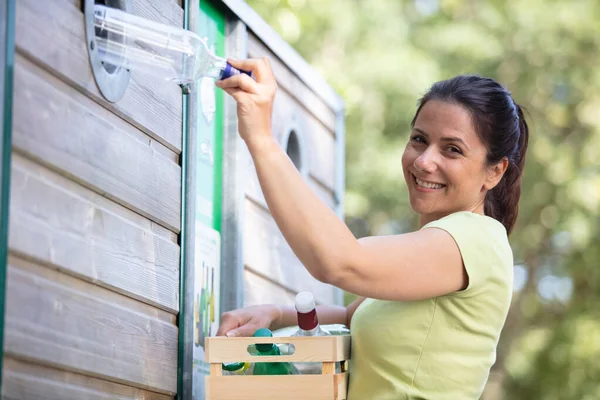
left=247, top=136, right=359, bottom=283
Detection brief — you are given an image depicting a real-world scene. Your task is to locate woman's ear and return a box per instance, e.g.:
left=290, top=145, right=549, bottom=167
left=484, top=157, right=509, bottom=190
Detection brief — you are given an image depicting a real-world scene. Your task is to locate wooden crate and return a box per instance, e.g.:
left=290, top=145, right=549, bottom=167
left=205, top=335, right=351, bottom=400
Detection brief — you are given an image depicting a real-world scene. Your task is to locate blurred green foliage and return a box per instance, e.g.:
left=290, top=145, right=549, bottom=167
left=246, top=0, right=600, bottom=398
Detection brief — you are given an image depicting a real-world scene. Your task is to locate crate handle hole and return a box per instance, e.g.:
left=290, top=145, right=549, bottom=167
left=248, top=343, right=296, bottom=356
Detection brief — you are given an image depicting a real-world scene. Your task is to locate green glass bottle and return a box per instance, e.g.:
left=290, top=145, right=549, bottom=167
left=252, top=328, right=296, bottom=375
left=222, top=361, right=251, bottom=375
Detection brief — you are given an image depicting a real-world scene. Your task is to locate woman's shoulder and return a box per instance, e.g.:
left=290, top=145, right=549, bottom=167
left=422, top=211, right=507, bottom=238
left=422, top=211, right=513, bottom=292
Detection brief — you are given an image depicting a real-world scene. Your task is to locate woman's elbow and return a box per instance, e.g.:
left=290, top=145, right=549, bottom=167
left=317, top=259, right=356, bottom=288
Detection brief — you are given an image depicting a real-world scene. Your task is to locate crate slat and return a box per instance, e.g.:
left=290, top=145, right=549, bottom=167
left=205, top=335, right=350, bottom=363
left=206, top=374, right=348, bottom=400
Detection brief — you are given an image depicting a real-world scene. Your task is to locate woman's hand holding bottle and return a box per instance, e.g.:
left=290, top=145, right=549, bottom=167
left=215, top=57, right=278, bottom=153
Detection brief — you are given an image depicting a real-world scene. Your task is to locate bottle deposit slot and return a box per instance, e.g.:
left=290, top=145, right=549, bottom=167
left=282, top=117, right=308, bottom=177
left=83, top=0, right=132, bottom=103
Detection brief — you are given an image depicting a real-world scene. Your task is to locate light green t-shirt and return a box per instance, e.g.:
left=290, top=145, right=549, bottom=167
left=348, top=212, right=514, bottom=400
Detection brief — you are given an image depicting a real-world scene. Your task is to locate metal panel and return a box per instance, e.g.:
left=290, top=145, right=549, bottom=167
left=0, top=0, right=15, bottom=379
left=178, top=1, right=197, bottom=398
left=333, top=108, right=346, bottom=306
left=220, top=16, right=247, bottom=312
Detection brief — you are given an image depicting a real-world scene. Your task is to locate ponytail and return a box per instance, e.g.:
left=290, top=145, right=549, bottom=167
left=484, top=105, right=529, bottom=235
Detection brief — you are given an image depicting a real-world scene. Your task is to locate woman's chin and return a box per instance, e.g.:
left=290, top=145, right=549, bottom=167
left=409, top=196, right=441, bottom=216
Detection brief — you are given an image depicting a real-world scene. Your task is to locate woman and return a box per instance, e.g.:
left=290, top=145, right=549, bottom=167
left=215, top=57, right=529, bottom=400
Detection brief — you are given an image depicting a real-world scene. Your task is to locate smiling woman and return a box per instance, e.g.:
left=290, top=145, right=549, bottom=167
left=214, top=63, right=529, bottom=400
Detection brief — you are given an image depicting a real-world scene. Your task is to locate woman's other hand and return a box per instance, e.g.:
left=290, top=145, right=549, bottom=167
left=215, top=57, right=277, bottom=150
left=215, top=304, right=281, bottom=337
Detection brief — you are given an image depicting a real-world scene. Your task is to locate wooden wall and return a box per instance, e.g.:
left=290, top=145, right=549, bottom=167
left=242, top=33, right=341, bottom=308
left=2, top=0, right=183, bottom=398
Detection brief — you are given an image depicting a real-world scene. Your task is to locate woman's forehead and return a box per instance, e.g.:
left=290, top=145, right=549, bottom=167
left=414, top=100, right=480, bottom=144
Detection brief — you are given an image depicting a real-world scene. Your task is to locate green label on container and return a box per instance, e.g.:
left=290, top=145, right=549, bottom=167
left=192, top=1, right=225, bottom=399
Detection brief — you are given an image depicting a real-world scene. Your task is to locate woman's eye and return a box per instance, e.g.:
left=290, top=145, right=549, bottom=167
left=448, top=146, right=462, bottom=154
left=410, top=135, right=426, bottom=144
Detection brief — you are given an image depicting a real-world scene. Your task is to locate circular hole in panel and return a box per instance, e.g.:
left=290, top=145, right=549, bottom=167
left=286, top=129, right=303, bottom=172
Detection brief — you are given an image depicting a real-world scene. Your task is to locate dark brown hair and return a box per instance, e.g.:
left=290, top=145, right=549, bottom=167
left=412, top=75, right=529, bottom=235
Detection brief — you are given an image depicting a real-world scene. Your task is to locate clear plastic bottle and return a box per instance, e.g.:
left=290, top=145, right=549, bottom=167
left=93, top=4, right=251, bottom=84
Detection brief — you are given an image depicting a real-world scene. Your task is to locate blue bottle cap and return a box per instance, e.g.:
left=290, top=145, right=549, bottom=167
left=220, top=62, right=253, bottom=80
left=253, top=328, right=274, bottom=352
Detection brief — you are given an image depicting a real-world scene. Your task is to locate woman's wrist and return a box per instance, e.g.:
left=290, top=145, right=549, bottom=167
left=245, top=134, right=279, bottom=157
left=270, top=304, right=284, bottom=330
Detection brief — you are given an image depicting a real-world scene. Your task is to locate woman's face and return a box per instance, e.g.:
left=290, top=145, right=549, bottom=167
left=402, top=100, right=501, bottom=224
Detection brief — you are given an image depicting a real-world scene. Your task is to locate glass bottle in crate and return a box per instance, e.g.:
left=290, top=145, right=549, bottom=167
left=291, top=291, right=332, bottom=374
left=252, top=328, right=297, bottom=375
left=292, top=291, right=331, bottom=337
left=222, top=361, right=252, bottom=376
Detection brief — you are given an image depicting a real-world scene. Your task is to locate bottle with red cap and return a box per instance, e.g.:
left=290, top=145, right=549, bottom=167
left=292, top=291, right=331, bottom=337
left=291, top=291, right=332, bottom=374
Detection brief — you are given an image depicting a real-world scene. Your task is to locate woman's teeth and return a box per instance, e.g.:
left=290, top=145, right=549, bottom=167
left=416, top=177, right=445, bottom=189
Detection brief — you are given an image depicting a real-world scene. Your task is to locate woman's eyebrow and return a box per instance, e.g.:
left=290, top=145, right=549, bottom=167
left=414, top=127, right=470, bottom=150
left=414, top=127, right=429, bottom=137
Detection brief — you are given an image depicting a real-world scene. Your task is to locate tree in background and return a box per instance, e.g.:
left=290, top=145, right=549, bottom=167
left=247, top=0, right=600, bottom=398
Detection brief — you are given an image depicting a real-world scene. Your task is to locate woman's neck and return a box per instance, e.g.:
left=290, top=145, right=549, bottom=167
left=418, top=202, right=485, bottom=229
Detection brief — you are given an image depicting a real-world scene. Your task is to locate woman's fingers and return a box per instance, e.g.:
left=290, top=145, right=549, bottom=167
left=227, top=57, right=275, bottom=85
left=222, top=87, right=248, bottom=103
left=224, top=323, right=261, bottom=338
left=216, top=311, right=245, bottom=337
left=217, top=73, right=258, bottom=94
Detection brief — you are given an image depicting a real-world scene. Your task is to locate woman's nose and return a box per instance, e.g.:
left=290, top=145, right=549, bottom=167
left=413, top=148, right=437, bottom=173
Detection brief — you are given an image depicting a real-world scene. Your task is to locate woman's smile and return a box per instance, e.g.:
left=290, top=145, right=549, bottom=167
left=412, top=173, right=447, bottom=192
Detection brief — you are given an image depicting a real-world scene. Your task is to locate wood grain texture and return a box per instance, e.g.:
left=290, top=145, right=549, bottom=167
left=243, top=200, right=337, bottom=306
left=271, top=88, right=337, bottom=190
left=248, top=33, right=337, bottom=134
left=322, top=362, right=335, bottom=375
left=132, top=0, right=183, bottom=28
left=13, top=55, right=182, bottom=232
left=15, top=0, right=183, bottom=153
left=4, top=256, right=178, bottom=394
left=9, top=154, right=180, bottom=313
left=242, top=144, right=336, bottom=213
left=1, top=358, right=171, bottom=400
left=243, top=269, right=297, bottom=308
left=205, top=335, right=351, bottom=364
left=206, top=374, right=348, bottom=400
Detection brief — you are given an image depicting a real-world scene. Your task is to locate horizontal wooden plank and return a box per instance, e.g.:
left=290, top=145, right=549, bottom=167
left=9, top=154, right=180, bottom=313
left=243, top=144, right=335, bottom=212
left=248, top=33, right=337, bottom=133
left=244, top=269, right=296, bottom=308
left=16, top=0, right=183, bottom=153
left=243, top=200, right=337, bottom=306
left=4, top=256, right=178, bottom=394
left=270, top=88, right=337, bottom=190
left=132, top=0, right=183, bottom=28
left=2, top=358, right=171, bottom=400
left=206, top=335, right=351, bottom=363
left=206, top=374, right=347, bottom=400
left=13, top=55, right=182, bottom=232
